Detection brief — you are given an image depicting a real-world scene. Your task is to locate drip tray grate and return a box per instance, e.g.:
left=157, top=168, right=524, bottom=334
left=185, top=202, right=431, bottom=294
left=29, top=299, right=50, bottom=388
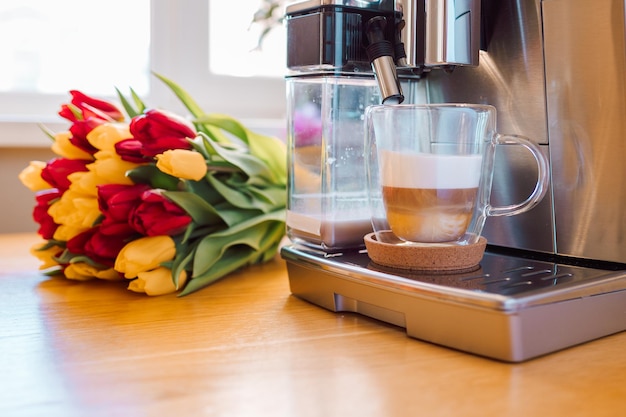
left=281, top=244, right=626, bottom=362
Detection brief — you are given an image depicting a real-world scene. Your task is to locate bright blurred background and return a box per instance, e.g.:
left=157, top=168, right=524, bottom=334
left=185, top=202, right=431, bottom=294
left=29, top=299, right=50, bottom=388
left=0, top=0, right=288, bottom=232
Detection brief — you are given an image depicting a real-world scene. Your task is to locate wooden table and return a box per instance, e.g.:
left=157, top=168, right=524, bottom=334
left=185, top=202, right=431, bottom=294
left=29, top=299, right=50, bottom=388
left=1, top=233, right=625, bottom=417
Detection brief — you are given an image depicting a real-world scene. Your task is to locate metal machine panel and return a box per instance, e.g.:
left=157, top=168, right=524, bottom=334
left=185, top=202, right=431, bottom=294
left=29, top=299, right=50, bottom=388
left=543, top=0, right=626, bottom=263
left=423, top=0, right=554, bottom=254
left=282, top=244, right=626, bottom=362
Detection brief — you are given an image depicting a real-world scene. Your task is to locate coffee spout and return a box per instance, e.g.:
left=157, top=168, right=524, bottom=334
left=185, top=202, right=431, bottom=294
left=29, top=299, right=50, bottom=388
left=365, top=16, right=404, bottom=104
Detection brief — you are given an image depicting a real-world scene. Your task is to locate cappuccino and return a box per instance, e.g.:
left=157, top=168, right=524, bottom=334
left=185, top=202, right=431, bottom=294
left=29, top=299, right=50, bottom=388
left=380, top=150, right=482, bottom=243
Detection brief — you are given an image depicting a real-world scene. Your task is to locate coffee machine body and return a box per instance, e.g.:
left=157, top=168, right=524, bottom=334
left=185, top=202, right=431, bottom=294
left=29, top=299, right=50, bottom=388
left=282, top=0, right=626, bottom=362
left=286, top=0, right=626, bottom=265
left=426, top=0, right=626, bottom=265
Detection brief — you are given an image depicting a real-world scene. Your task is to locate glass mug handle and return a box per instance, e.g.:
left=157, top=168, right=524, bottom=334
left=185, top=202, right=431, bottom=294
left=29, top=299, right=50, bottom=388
left=485, top=134, right=550, bottom=217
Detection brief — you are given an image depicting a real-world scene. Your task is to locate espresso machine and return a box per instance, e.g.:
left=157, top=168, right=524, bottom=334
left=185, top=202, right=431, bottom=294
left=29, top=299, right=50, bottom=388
left=281, top=0, right=626, bottom=361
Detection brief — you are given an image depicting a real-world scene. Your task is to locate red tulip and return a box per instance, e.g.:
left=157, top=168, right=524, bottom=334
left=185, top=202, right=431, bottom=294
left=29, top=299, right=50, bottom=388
left=129, top=189, right=192, bottom=236
left=114, top=139, right=152, bottom=163
left=68, top=119, right=103, bottom=154
left=99, top=218, right=137, bottom=237
left=58, top=91, right=125, bottom=155
left=59, top=90, right=124, bottom=123
left=86, top=229, right=133, bottom=266
left=98, top=183, right=151, bottom=222
left=40, top=157, right=90, bottom=191
left=129, top=109, right=196, bottom=157
left=67, top=225, right=136, bottom=268
left=33, top=189, right=62, bottom=239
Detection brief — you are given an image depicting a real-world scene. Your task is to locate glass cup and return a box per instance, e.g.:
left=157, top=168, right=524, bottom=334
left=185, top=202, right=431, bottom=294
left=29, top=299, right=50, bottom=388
left=365, top=104, right=550, bottom=246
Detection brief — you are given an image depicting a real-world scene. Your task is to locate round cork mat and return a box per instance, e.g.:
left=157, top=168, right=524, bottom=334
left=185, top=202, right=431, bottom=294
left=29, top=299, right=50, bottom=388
left=364, top=231, right=487, bottom=272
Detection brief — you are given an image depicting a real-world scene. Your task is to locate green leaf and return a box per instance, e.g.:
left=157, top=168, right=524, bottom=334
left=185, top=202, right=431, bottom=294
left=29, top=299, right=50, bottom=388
left=191, top=209, right=285, bottom=277
left=53, top=249, right=75, bottom=264
left=115, top=87, right=145, bottom=118
left=211, top=202, right=263, bottom=227
left=258, top=220, right=286, bottom=262
left=196, top=114, right=287, bottom=185
left=181, top=246, right=256, bottom=295
left=171, top=244, right=196, bottom=288
left=203, top=208, right=284, bottom=239
left=179, top=217, right=285, bottom=296
left=43, top=267, right=64, bottom=277
left=38, top=124, right=57, bottom=142
left=129, top=88, right=146, bottom=114
left=201, top=133, right=273, bottom=180
left=192, top=221, right=273, bottom=277
left=184, top=178, right=227, bottom=206
left=153, top=72, right=205, bottom=119
left=244, top=185, right=286, bottom=208
left=162, top=190, right=224, bottom=226
left=33, top=239, right=66, bottom=251
left=246, top=130, right=288, bottom=185
left=180, top=221, right=196, bottom=244
left=207, top=174, right=252, bottom=209
left=203, top=124, right=236, bottom=146
left=126, top=165, right=180, bottom=190
left=195, top=113, right=250, bottom=144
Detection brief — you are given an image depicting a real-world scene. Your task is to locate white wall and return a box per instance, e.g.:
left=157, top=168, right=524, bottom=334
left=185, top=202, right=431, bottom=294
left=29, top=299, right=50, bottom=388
left=2, top=147, right=55, bottom=233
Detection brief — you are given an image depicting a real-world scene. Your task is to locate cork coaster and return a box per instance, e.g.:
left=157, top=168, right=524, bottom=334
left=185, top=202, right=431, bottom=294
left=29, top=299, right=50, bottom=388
left=364, top=231, right=487, bottom=272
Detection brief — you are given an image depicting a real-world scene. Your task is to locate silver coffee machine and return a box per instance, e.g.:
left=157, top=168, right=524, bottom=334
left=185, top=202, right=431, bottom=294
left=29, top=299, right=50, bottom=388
left=282, top=0, right=626, bottom=362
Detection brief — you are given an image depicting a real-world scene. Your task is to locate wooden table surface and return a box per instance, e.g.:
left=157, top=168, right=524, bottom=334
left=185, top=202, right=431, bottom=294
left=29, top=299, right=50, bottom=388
left=1, top=233, right=625, bottom=417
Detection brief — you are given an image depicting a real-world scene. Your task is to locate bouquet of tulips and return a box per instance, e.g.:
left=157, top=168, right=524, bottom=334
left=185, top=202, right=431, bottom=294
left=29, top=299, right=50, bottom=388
left=19, top=75, right=287, bottom=296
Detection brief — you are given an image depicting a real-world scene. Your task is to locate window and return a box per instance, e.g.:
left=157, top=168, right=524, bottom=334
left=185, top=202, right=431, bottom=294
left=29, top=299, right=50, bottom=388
left=0, top=0, right=150, bottom=116
left=209, top=0, right=286, bottom=78
left=1, top=0, right=287, bottom=146
left=151, top=0, right=286, bottom=121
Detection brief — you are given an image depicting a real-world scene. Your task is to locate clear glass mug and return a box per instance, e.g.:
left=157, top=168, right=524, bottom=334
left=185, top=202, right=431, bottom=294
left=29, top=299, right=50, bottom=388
left=365, top=104, right=550, bottom=246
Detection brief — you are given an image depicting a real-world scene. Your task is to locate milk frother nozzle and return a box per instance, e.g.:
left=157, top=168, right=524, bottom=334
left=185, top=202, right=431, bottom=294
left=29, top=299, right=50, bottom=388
left=365, top=16, right=404, bottom=104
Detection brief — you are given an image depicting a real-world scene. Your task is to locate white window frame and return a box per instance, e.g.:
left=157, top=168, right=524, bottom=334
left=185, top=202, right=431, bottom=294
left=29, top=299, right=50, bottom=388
left=150, top=0, right=286, bottom=119
left=1, top=0, right=287, bottom=147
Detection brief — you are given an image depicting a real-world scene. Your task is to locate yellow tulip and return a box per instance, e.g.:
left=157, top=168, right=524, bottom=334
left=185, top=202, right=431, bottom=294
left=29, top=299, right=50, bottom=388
left=115, top=235, right=176, bottom=279
left=64, top=263, right=121, bottom=281
left=90, top=150, right=139, bottom=185
left=63, top=263, right=97, bottom=281
left=30, top=241, right=62, bottom=271
left=48, top=189, right=100, bottom=232
left=53, top=225, right=89, bottom=242
left=127, top=267, right=188, bottom=295
left=156, top=149, right=208, bottom=181
left=86, top=123, right=132, bottom=152
left=51, top=131, right=93, bottom=160
left=67, top=171, right=99, bottom=197
left=18, top=161, right=52, bottom=192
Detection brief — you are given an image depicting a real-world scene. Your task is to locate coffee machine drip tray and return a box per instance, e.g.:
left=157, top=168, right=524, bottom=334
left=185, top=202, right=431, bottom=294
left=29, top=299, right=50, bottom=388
left=281, top=244, right=626, bottom=362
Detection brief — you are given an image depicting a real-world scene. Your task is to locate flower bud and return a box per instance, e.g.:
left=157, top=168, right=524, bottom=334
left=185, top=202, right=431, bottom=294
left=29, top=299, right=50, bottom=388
left=64, top=262, right=121, bottom=281
left=129, top=189, right=192, bottom=236
left=156, top=149, right=208, bottom=181
left=86, top=123, right=132, bottom=152
left=40, top=157, right=90, bottom=192
left=51, top=131, right=93, bottom=160
left=30, top=241, right=63, bottom=271
left=33, top=189, right=62, bottom=239
left=130, top=109, right=196, bottom=157
left=19, top=161, right=52, bottom=191
left=128, top=267, right=188, bottom=296
left=114, top=235, right=176, bottom=278
left=59, top=90, right=124, bottom=123
left=98, top=183, right=151, bottom=222
left=90, top=150, right=141, bottom=185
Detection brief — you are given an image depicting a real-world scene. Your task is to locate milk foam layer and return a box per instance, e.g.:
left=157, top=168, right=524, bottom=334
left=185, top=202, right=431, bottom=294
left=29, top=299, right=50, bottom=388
left=381, top=150, right=482, bottom=189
